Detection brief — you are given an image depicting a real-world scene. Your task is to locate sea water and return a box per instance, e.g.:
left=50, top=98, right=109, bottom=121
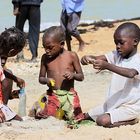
left=1, top=0, right=140, bottom=32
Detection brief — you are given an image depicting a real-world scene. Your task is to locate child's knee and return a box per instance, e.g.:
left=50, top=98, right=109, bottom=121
left=96, top=114, right=111, bottom=127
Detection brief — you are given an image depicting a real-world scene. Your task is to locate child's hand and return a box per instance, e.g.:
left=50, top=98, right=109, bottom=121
left=81, top=55, right=95, bottom=65
left=13, top=7, right=20, bottom=16
left=63, top=72, right=74, bottom=80
left=93, top=59, right=108, bottom=73
left=47, top=78, right=55, bottom=88
left=16, top=77, right=25, bottom=88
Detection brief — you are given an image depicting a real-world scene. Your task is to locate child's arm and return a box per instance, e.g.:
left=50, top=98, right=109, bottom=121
left=39, top=55, right=48, bottom=84
left=93, top=59, right=138, bottom=78
left=63, top=52, right=84, bottom=81
left=3, top=69, right=25, bottom=88
left=81, top=55, right=107, bottom=65
left=39, top=55, right=54, bottom=87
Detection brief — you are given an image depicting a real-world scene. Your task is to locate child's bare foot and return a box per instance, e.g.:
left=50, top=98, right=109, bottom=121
left=109, top=118, right=139, bottom=128
left=28, top=109, right=36, bottom=117
left=76, top=113, right=93, bottom=123
left=13, top=115, right=23, bottom=121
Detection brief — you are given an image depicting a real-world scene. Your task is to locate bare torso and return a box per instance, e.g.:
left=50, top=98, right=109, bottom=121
left=41, top=50, right=82, bottom=90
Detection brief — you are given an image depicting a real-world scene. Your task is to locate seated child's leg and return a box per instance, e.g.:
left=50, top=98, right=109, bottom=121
left=0, top=109, right=5, bottom=123
left=2, top=70, right=13, bottom=105
left=96, top=112, right=139, bottom=128
left=70, top=89, right=84, bottom=120
left=96, top=113, right=111, bottom=127
left=96, top=113, right=137, bottom=128
left=30, top=92, right=59, bottom=119
left=107, top=106, right=140, bottom=128
left=38, top=93, right=59, bottom=118
left=109, top=118, right=139, bottom=128
left=0, top=104, right=20, bottom=122
left=76, top=104, right=106, bottom=122
left=12, top=115, right=23, bottom=121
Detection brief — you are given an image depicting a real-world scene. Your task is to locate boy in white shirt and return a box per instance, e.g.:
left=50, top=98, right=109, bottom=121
left=80, top=22, right=140, bottom=127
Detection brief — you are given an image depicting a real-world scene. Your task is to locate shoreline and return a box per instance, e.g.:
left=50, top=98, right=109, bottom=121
left=39, top=17, right=140, bottom=33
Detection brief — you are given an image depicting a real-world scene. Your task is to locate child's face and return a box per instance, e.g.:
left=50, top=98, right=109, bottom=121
left=43, top=36, right=63, bottom=58
left=1, top=48, right=22, bottom=58
left=114, top=30, right=136, bottom=58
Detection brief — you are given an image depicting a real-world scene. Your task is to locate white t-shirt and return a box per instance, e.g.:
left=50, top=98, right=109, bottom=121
left=105, top=51, right=140, bottom=110
left=88, top=51, right=140, bottom=123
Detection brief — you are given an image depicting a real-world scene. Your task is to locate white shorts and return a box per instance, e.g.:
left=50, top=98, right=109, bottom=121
left=0, top=104, right=16, bottom=121
left=88, top=103, right=139, bottom=124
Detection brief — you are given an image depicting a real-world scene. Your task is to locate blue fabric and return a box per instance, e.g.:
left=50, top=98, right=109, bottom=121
left=61, top=0, right=84, bottom=13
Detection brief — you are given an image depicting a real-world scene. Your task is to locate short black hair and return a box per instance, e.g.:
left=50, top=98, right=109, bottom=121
left=0, top=27, right=26, bottom=53
left=114, top=22, right=140, bottom=40
left=42, top=26, right=65, bottom=46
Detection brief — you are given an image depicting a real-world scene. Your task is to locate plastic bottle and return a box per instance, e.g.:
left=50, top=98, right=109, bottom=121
left=18, top=88, right=26, bottom=117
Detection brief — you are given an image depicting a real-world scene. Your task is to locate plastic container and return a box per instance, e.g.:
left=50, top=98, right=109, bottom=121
left=18, top=88, right=26, bottom=117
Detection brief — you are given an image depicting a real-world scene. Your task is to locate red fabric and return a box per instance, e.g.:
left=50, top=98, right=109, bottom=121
left=0, top=83, right=3, bottom=102
left=0, top=71, right=4, bottom=102
left=36, top=91, right=60, bottom=118
left=70, top=88, right=84, bottom=120
left=36, top=89, right=84, bottom=120
left=43, top=91, right=60, bottom=116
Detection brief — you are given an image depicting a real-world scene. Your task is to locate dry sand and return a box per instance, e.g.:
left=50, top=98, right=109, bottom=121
left=1, top=20, right=140, bottom=140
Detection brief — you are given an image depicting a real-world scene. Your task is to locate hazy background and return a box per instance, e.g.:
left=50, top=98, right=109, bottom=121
left=0, top=0, right=140, bottom=32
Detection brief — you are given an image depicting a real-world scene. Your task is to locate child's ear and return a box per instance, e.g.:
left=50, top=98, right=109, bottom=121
left=134, top=38, right=139, bottom=46
left=8, top=49, right=14, bottom=55
left=60, top=41, right=65, bottom=46
left=8, top=49, right=18, bottom=57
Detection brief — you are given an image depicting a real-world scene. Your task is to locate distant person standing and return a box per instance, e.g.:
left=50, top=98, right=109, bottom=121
left=12, top=0, right=43, bottom=62
left=60, top=0, right=85, bottom=51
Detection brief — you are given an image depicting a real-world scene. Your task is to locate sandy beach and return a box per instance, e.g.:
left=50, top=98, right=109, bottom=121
left=1, top=20, right=140, bottom=140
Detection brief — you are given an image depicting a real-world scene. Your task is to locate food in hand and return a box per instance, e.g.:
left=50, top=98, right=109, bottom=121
left=50, top=79, right=55, bottom=87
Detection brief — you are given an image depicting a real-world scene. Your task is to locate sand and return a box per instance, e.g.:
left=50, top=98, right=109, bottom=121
left=1, top=20, right=140, bottom=140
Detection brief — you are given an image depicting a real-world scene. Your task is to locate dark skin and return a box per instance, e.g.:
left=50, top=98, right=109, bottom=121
left=0, top=109, right=5, bottom=123
left=0, top=48, right=25, bottom=90
left=80, top=28, right=139, bottom=127
left=0, top=49, right=24, bottom=122
left=1, top=56, right=25, bottom=104
left=39, top=35, right=84, bottom=91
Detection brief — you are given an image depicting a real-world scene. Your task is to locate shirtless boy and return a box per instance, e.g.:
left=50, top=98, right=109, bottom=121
left=30, top=26, right=84, bottom=120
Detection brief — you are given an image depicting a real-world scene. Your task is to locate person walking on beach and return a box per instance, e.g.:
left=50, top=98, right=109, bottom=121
left=80, top=22, right=140, bottom=128
left=29, top=26, right=85, bottom=121
left=60, top=0, right=85, bottom=51
left=0, top=27, right=26, bottom=122
left=12, top=0, right=43, bottom=62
